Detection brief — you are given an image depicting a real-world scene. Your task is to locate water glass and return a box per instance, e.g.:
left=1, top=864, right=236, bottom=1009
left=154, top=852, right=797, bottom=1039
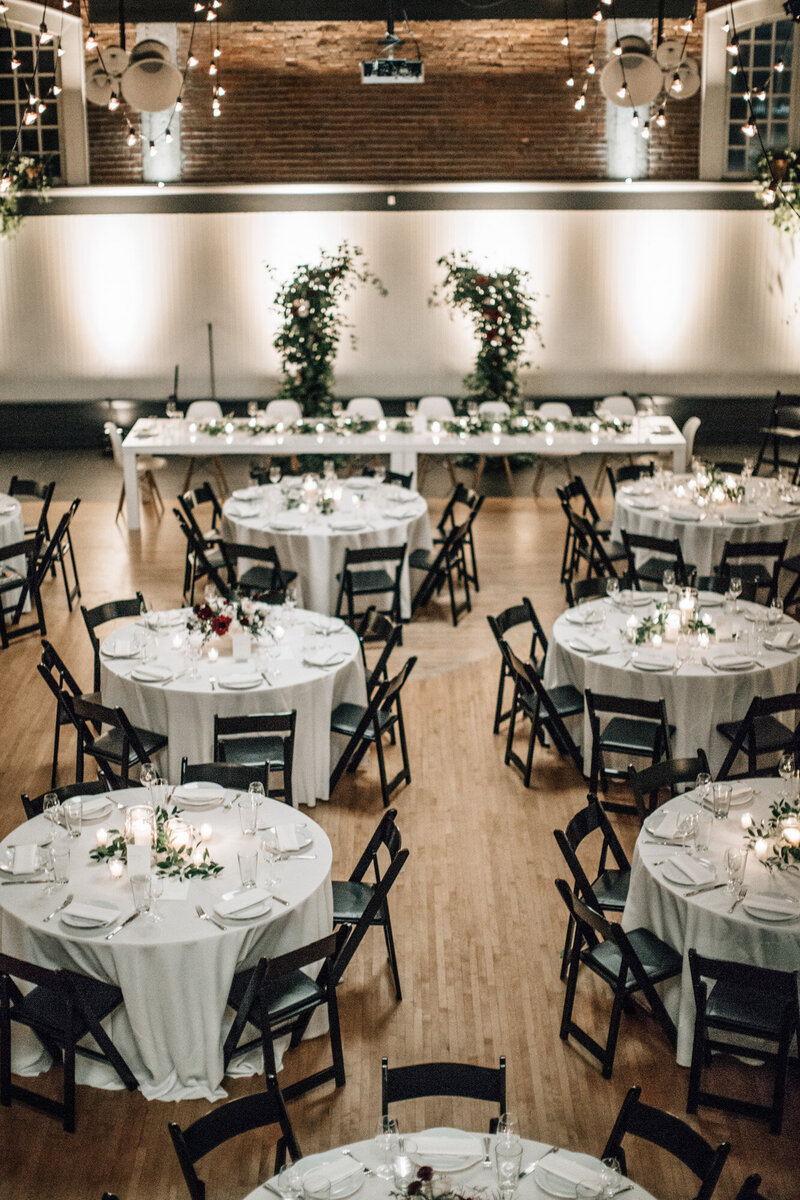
left=129, top=874, right=152, bottom=914
left=724, top=847, right=748, bottom=894
left=63, top=798, right=82, bottom=838
left=576, top=1186, right=603, bottom=1200
left=694, top=772, right=712, bottom=809
left=769, top=597, right=783, bottom=626
left=712, top=783, right=731, bottom=821
left=600, top=1158, right=621, bottom=1200
left=779, top=752, right=796, bottom=799
left=495, top=1137, right=523, bottom=1199
left=237, top=795, right=259, bottom=837
left=151, top=777, right=168, bottom=809
left=676, top=811, right=699, bottom=856
left=147, top=873, right=163, bottom=923
left=728, top=575, right=742, bottom=612
left=605, top=577, right=619, bottom=602
left=374, top=1117, right=399, bottom=1179
left=496, top=1112, right=520, bottom=1140
left=237, top=846, right=259, bottom=889
left=374, top=464, right=387, bottom=485
left=277, top=1162, right=304, bottom=1200
left=269, top=465, right=282, bottom=486
left=42, top=791, right=63, bottom=832
left=51, top=842, right=70, bottom=886
left=392, top=1137, right=417, bottom=1195
left=140, top=762, right=158, bottom=794
left=695, top=812, right=713, bottom=853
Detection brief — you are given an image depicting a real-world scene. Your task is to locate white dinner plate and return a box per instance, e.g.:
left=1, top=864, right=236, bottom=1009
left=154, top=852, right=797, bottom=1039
left=101, top=641, right=139, bottom=659
left=61, top=899, right=120, bottom=929
left=344, top=477, right=377, bottom=489
left=218, top=674, right=262, bottom=690
left=130, top=664, right=173, bottom=683
left=408, top=1144, right=481, bottom=1172
left=75, top=796, right=114, bottom=822
left=697, top=592, right=724, bottom=607
left=232, top=487, right=262, bottom=500
left=643, top=809, right=684, bottom=841
left=564, top=608, right=603, bottom=626
left=303, top=651, right=345, bottom=669
left=534, top=1152, right=607, bottom=1199
left=328, top=516, right=368, bottom=532
left=214, top=888, right=272, bottom=920
left=712, top=654, right=757, bottom=671
left=270, top=512, right=307, bottom=531
left=667, top=508, right=701, bottom=522
left=258, top=822, right=313, bottom=850
left=568, top=638, right=610, bottom=655
left=617, top=591, right=653, bottom=608
left=627, top=495, right=659, bottom=509
left=742, top=892, right=800, bottom=922
left=631, top=653, right=670, bottom=671
left=1, top=848, right=46, bottom=876
left=173, top=782, right=224, bottom=807
left=302, top=1167, right=363, bottom=1200
left=662, top=856, right=716, bottom=887
left=725, top=510, right=760, bottom=525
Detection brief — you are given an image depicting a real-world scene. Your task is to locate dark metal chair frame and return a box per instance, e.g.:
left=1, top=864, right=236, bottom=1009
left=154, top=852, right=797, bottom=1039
left=37, top=638, right=100, bottom=788
left=354, top=606, right=403, bottom=700
left=716, top=693, right=800, bottom=780
left=753, top=393, right=800, bottom=482
left=627, top=749, right=711, bottom=823
left=329, top=656, right=416, bottom=808
left=69, top=694, right=167, bottom=788
left=714, top=538, right=787, bottom=605
left=81, top=593, right=146, bottom=693
left=218, top=540, right=296, bottom=604
left=381, top=1056, right=506, bottom=1133
left=213, top=711, right=296, bottom=805
left=585, top=687, right=673, bottom=812
left=620, top=528, right=694, bottom=589
left=487, top=597, right=548, bottom=735
left=605, top=460, right=655, bottom=497
left=336, top=543, right=407, bottom=626
left=173, top=507, right=230, bottom=604
left=434, top=482, right=484, bottom=592
left=177, top=481, right=223, bottom=601
left=499, top=639, right=583, bottom=785
left=21, top=778, right=108, bottom=822
left=411, top=519, right=473, bottom=626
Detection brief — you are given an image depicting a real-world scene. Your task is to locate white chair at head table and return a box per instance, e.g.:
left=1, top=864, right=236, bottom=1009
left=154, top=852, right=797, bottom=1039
left=417, top=396, right=458, bottom=488
left=182, top=400, right=229, bottom=495
left=531, top=401, right=575, bottom=498
left=347, top=397, right=384, bottom=420
left=106, top=421, right=167, bottom=522
left=265, top=398, right=303, bottom=425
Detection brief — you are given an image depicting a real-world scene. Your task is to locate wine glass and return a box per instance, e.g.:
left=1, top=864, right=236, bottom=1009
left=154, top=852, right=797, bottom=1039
left=269, top=465, right=282, bottom=486
left=331, top=401, right=344, bottom=419
left=605, top=577, right=619, bottom=603
left=374, top=463, right=387, bottom=485
left=166, top=400, right=178, bottom=420
left=676, top=633, right=690, bottom=673
left=694, top=771, right=712, bottom=809
left=146, top=873, right=163, bottom=923
left=779, top=751, right=795, bottom=798
left=277, top=1162, right=305, bottom=1200
left=284, top=585, right=298, bottom=625
left=247, top=401, right=259, bottom=419
left=496, top=1111, right=520, bottom=1141
left=374, top=1116, right=399, bottom=1179
left=728, top=575, right=742, bottom=612
left=42, top=791, right=61, bottom=830
left=600, top=1158, right=621, bottom=1199
left=140, top=762, right=158, bottom=802
left=405, top=401, right=417, bottom=418
left=769, top=597, right=784, bottom=628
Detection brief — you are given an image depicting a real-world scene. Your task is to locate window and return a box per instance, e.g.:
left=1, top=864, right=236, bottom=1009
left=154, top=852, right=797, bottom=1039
left=0, top=24, right=61, bottom=178
left=725, top=18, right=798, bottom=177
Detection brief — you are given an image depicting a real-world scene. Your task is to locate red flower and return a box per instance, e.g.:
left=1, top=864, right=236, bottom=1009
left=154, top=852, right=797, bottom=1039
left=211, top=615, right=232, bottom=636
left=475, top=274, right=489, bottom=287
left=195, top=604, right=214, bottom=621
left=417, top=1167, right=434, bottom=1182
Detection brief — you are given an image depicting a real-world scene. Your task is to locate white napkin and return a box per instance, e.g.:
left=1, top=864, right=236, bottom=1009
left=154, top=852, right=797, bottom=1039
left=304, top=650, right=344, bottom=667
left=108, top=638, right=135, bottom=656
left=565, top=608, right=599, bottom=625
left=161, top=878, right=191, bottom=901
left=80, top=795, right=109, bottom=816
left=766, top=631, right=795, bottom=649
left=633, top=651, right=669, bottom=669
left=743, top=892, right=800, bottom=917
left=536, top=1152, right=605, bottom=1190
left=569, top=635, right=607, bottom=653
left=131, top=665, right=172, bottom=682
left=11, top=844, right=39, bottom=874
left=275, top=825, right=301, bottom=852
left=174, top=783, right=220, bottom=802
left=666, top=853, right=712, bottom=884
left=214, top=886, right=270, bottom=917
left=412, top=1136, right=482, bottom=1160
left=62, top=900, right=118, bottom=923
left=668, top=507, right=701, bottom=522
left=628, top=495, right=658, bottom=509
left=714, top=655, right=753, bottom=670
left=219, top=672, right=262, bottom=688
left=305, top=1161, right=363, bottom=1186
left=647, top=811, right=682, bottom=839
left=729, top=784, right=753, bottom=803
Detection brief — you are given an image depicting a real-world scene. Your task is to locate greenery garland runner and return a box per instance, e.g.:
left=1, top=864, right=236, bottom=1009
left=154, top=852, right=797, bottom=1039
left=629, top=601, right=715, bottom=646
left=743, top=795, right=800, bottom=873
left=269, top=242, right=387, bottom=419
left=190, top=411, right=626, bottom=439
left=429, top=252, right=544, bottom=405
left=0, top=155, right=48, bottom=239
left=89, top=805, right=224, bottom=880
left=754, top=149, right=800, bottom=236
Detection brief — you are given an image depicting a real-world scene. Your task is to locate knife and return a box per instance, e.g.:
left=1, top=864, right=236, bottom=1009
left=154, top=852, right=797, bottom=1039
left=0, top=877, right=50, bottom=885
left=105, top=910, right=141, bottom=940
left=519, top=1146, right=557, bottom=1178
left=684, top=881, right=726, bottom=897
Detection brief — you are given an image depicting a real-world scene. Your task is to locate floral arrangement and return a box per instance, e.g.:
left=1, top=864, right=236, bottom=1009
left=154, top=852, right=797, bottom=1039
left=429, top=252, right=544, bottom=405
left=270, top=242, right=387, bottom=418
left=187, top=593, right=270, bottom=644
left=401, top=1167, right=482, bottom=1200
left=89, top=805, right=224, bottom=880
left=0, top=155, right=48, bottom=239
left=687, top=464, right=744, bottom=505
left=744, top=795, right=800, bottom=873
left=630, top=602, right=715, bottom=646
left=442, top=413, right=626, bottom=437
left=754, top=149, right=800, bottom=236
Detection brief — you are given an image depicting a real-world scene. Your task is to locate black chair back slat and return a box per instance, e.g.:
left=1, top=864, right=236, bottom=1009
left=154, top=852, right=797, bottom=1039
left=382, top=1057, right=506, bottom=1131
left=180, top=758, right=268, bottom=791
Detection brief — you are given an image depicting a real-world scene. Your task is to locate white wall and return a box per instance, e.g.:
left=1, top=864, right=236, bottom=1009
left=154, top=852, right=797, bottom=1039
left=2, top=199, right=798, bottom=401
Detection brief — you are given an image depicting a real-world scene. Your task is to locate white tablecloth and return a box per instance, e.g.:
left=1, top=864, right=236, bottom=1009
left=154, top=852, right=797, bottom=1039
left=246, top=1129, right=657, bottom=1200
left=222, top=479, right=432, bottom=618
left=0, top=791, right=332, bottom=1100
left=543, top=595, right=800, bottom=772
left=611, top=475, right=800, bottom=577
left=100, top=607, right=367, bottom=806
left=0, top=492, right=27, bottom=609
left=623, top=777, right=800, bottom=1065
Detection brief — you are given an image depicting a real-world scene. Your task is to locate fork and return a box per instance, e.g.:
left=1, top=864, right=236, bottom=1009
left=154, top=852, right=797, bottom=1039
left=208, top=675, right=217, bottom=691
left=223, top=791, right=241, bottom=810
left=702, top=656, right=720, bottom=674
left=482, top=1135, right=492, bottom=1169
left=729, top=886, right=747, bottom=913
left=196, top=903, right=225, bottom=930
left=341, top=1149, right=376, bottom=1176
left=43, top=892, right=73, bottom=922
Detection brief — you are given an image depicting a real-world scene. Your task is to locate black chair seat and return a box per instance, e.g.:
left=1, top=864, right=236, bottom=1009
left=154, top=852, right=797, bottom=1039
left=218, top=734, right=285, bottom=767
left=239, top=563, right=298, bottom=591
left=93, top=725, right=168, bottom=765
left=717, top=713, right=795, bottom=753
left=586, top=926, right=682, bottom=988
left=16, top=970, right=124, bottom=1036
left=331, top=879, right=382, bottom=925
left=599, top=717, right=675, bottom=757
left=227, top=965, right=326, bottom=1026
left=638, top=556, right=697, bottom=584
left=705, top=978, right=789, bottom=1039
left=337, top=568, right=396, bottom=595
left=592, top=867, right=631, bottom=911
left=518, top=683, right=583, bottom=723
left=408, top=547, right=432, bottom=570
left=331, top=701, right=396, bottom=741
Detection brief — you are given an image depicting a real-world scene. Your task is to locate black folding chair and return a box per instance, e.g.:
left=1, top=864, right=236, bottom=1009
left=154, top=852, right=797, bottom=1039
left=330, top=657, right=416, bottom=807
left=173, top=507, right=230, bottom=603
left=336, top=544, right=407, bottom=625
left=605, top=461, right=655, bottom=497
left=499, top=640, right=583, bottom=785
left=0, top=953, right=137, bottom=1132
left=754, top=392, right=800, bottom=482
left=218, top=541, right=297, bottom=604
left=621, top=529, right=695, bottom=589
left=330, top=842, right=409, bottom=996
left=585, top=688, right=674, bottom=812
left=333, top=808, right=406, bottom=1000
left=81, top=594, right=145, bottom=693
left=716, top=694, right=800, bottom=780
left=433, top=483, right=484, bottom=591
left=382, top=1056, right=506, bottom=1132
left=21, top=778, right=108, bottom=822
left=364, top=466, right=414, bottom=489
left=213, top=712, right=296, bottom=805
left=38, top=639, right=100, bottom=788
left=168, top=1079, right=301, bottom=1200
left=353, top=607, right=403, bottom=699
left=178, top=482, right=223, bottom=600
left=69, top=695, right=167, bottom=788
left=628, top=749, right=711, bottom=822
left=487, top=597, right=548, bottom=734
left=410, top=519, right=472, bottom=626
left=603, top=1085, right=730, bottom=1200
left=180, top=757, right=269, bottom=792
left=554, top=881, right=681, bottom=1078
left=714, top=539, right=787, bottom=605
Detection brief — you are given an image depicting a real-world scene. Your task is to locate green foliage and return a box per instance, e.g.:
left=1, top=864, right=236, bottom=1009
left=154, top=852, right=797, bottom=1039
left=754, top=149, right=800, bottom=236
left=89, top=805, right=224, bottom=880
left=270, top=242, right=387, bottom=418
left=429, top=252, right=544, bottom=405
left=0, top=156, right=48, bottom=239
left=745, top=795, right=800, bottom=873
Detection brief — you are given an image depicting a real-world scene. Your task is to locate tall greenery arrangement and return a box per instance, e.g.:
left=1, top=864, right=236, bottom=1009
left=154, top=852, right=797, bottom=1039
left=754, top=149, right=800, bottom=236
left=0, top=156, right=48, bottom=239
left=270, top=242, right=386, bottom=418
left=429, top=252, right=543, bottom=406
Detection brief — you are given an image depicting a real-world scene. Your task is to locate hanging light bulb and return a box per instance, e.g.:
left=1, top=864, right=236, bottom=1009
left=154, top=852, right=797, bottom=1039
left=565, top=74, right=575, bottom=87
left=126, top=125, right=137, bottom=147
left=10, top=54, right=20, bottom=70
left=0, top=172, right=10, bottom=192
left=24, top=106, right=38, bottom=125
left=756, top=87, right=767, bottom=101
left=37, top=99, right=46, bottom=113
left=108, top=91, right=119, bottom=111
left=213, top=43, right=222, bottom=57
left=85, top=29, right=98, bottom=51
left=655, top=106, right=667, bottom=128
left=741, top=115, right=757, bottom=137
left=206, top=7, right=217, bottom=19
left=670, top=70, right=684, bottom=94
left=149, top=140, right=157, bottom=157
left=212, top=1, right=222, bottom=9
left=57, top=45, right=64, bottom=57
left=743, top=89, right=751, bottom=101
left=52, top=83, right=62, bottom=95
left=616, top=82, right=627, bottom=99
left=612, top=40, right=622, bottom=56
left=216, top=85, right=225, bottom=96
left=0, top=1, right=9, bottom=11
left=574, top=93, right=585, bottom=110
left=560, top=34, right=569, bottom=46
left=631, top=109, right=640, bottom=128
left=188, top=53, right=199, bottom=68
left=762, top=185, right=776, bottom=204
left=209, top=61, right=217, bottom=75
left=641, top=120, right=650, bottom=139
left=726, top=38, right=739, bottom=55
left=193, top=1, right=204, bottom=10
left=592, top=7, right=603, bottom=19
left=776, top=59, right=785, bottom=73
left=586, top=59, right=596, bottom=75
left=722, top=17, right=730, bottom=31
left=680, top=14, right=693, bottom=33
left=62, top=0, right=71, bottom=7
left=165, top=127, right=174, bottom=144
left=175, top=95, right=184, bottom=112
left=728, top=63, right=739, bottom=75
left=39, top=21, right=52, bottom=44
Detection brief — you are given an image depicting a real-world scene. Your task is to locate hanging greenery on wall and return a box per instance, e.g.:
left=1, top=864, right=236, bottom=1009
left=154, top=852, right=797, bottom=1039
left=429, top=252, right=543, bottom=408
left=270, top=242, right=387, bottom=418
left=755, top=150, right=800, bottom=236
left=0, top=157, right=48, bottom=240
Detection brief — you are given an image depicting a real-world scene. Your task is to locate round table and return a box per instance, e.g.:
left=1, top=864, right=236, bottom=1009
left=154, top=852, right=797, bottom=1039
left=0, top=492, right=26, bottom=607
left=100, top=607, right=367, bottom=807
left=623, top=777, right=800, bottom=1066
left=543, top=594, right=800, bottom=771
left=0, top=790, right=332, bottom=1100
left=222, top=478, right=433, bottom=618
left=246, top=1129, right=656, bottom=1200
left=611, top=474, right=800, bottom=576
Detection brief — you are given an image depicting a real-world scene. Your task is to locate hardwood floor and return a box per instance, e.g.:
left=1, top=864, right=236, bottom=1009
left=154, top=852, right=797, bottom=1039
left=0, top=495, right=797, bottom=1200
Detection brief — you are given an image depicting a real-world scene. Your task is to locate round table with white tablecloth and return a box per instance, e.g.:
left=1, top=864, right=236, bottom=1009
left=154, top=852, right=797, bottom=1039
left=0, top=492, right=27, bottom=608
left=222, top=478, right=432, bottom=618
left=100, top=607, right=367, bottom=806
left=543, top=593, right=800, bottom=772
left=611, top=473, right=800, bottom=577
left=623, top=777, right=800, bottom=1066
left=0, top=789, right=332, bottom=1100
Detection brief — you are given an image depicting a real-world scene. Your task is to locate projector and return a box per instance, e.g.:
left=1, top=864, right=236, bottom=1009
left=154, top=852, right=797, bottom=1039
left=360, top=59, right=424, bottom=83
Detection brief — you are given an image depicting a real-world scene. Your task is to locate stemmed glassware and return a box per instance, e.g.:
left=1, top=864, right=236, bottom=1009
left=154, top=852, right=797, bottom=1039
left=779, top=752, right=795, bottom=799
left=694, top=772, right=712, bottom=809
left=269, top=465, right=282, bottom=486
left=600, top=1157, right=622, bottom=1199
left=728, top=575, right=742, bottom=613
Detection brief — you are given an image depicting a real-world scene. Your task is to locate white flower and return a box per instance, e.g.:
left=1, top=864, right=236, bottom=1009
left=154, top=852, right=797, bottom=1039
left=241, top=597, right=255, bottom=617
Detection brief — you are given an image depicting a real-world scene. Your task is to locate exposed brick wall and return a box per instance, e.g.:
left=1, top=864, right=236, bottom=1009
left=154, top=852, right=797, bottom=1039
left=86, top=15, right=704, bottom=185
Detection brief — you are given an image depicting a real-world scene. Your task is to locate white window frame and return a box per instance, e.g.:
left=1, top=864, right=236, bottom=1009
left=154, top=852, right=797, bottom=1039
left=0, top=0, right=88, bottom=184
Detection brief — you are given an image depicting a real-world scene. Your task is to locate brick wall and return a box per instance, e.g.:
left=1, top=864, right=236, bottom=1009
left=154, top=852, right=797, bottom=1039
left=86, top=15, right=704, bottom=185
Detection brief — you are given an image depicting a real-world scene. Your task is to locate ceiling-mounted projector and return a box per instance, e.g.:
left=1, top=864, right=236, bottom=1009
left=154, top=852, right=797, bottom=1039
left=360, top=59, right=423, bottom=82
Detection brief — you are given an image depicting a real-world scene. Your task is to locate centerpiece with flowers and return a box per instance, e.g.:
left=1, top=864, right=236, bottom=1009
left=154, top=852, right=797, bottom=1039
left=628, top=600, right=715, bottom=646
left=90, top=805, right=223, bottom=880
left=187, top=592, right=271, bottom=647
left=744, top=795, right=800, bottom=873
left=402, top=1166, right=481, bottom=1200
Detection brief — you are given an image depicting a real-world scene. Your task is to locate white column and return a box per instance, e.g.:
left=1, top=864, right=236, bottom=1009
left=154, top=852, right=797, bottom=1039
left=606, top=20, right=652, bottom=180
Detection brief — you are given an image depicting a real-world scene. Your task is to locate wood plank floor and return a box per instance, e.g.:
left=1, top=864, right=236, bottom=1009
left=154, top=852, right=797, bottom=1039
left=0, top=495, right=797, bottom=1200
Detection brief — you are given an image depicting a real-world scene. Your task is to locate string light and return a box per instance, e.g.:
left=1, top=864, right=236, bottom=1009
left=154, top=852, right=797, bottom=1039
left=216, top=85, right=225, bottom=96
left=741, top=116, right=757, bottom=137
left=52, top=82, right=61, bottom=95
left=149, top=140, right=157, bottom=156
left=176, top=96, right=184, bottom=111
left=560, top=34, right=569, bottom=46
left=641, top=120, right=650, bottom=139
left=776, top=59, right=785, bottom=73
left=126, top=124, right=137, bottom=147
left=37, top=98, right=46, bottom=113
left=670, top=71, right=683, bottom=94
left=23, top=106, right=37, bottom=125
left=631, top=109, right=639, bottom=128
left=756, top=88, right=767, bottom=101
left=10, top=54, right=20, bottom=70
left=574, top=93, right=585, bottom=110
left=193, top=1, right=203, bottom=10
left=61, top=0, right=71, bottom=7
left=205, top=7, right=216, bottom=18
left=586, top=58, right=596, bottom=75
left=612, top=40, right=622, bottom=56
left=592, top=7, right=603, bottom=19
left=39, top=21, right=52, bottom=44
left=209, top=60, right=217, bottom=75
left=85, top=29, right=97, bottom=50
left=565, top=74, right=575, bottom=87
left=722, top=17, right=730, bottom=32
left=743, top=89, right=751, bottom=101
left=655, top=106, right=666, bottom=128
left=165, top=127, right=173, bottom=143
left=108, top=91, right=119, bottom=111
left=213, top=43, right=221, bottom=57
left=57, top=45, right=64, bottom=57
left=728, top=63, right=739, bottom=75
left=0, top=172, right=10, bottom=192
left=188, top=53, right=199, bottom=67
left=680, top=15, right=693, bottom=33
left=616, top=82, right=627, bottom=99
left=726, top=37, right=739, bottom=55
left=0, top=2, right=9, bottom=12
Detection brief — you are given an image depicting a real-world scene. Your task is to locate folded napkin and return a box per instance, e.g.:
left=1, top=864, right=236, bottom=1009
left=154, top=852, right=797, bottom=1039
left=666, top=853, right=713, bottom=885
left=744, top=892, right=800, bottom=917
left=668, top=507, right=701, bottom=522
left=633, top=651, right=669, bottom=669
left=569, top=635, right=607, bottom=654
left=62, top=900, right=118, bottom=923
left=275, top=825, right=301, bottom=852
left=227, top=501, right=259, bottom=517
left=412, top=1136, right=482, bottom=1160
left=565, top=608, right=600, bottom=625
left=10, top=844, right=39, bottom=874
left=304, top=1160, right=363, bottom=1187
left=233, top=487, right=260, bottom=500
left=106, top=638, right=135, bottom=657
left=647, top=811, right=682, bottom=839
left=304, top=650, right=344, bottom=667
left=174, top=783, right=221, bottom=802
left=713, top=655, right=754, bottom=670
left=131, top=665, right=172, bottom=683
left=726, top=509, right=760, bottom=524
left=628, top=496, right=658, bottom=509
left=80, top=795, right=110, bottom=816
left=214, top=886, right=270, bottom=917
left=219, top=672, right=262, bottom=688
left=536, top=1152, right=605, bottom=1190
left=766, top=631, right=796, bottom=649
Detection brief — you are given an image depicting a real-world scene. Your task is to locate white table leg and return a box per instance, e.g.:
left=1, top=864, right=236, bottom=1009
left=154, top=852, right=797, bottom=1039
left=122, top=448, right=142, bottom=530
